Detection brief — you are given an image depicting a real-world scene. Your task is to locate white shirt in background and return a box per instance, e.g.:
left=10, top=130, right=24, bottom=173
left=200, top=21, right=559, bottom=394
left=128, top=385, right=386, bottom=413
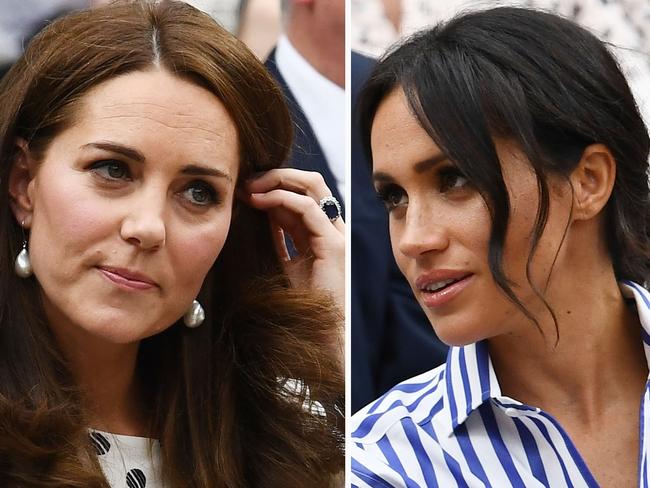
left=275, top=35, right=346, bottom=204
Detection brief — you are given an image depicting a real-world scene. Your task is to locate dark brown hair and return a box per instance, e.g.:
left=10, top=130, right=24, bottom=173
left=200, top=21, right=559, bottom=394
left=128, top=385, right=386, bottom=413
left=0, top=1, right=343, bottom=486
left=359, top=7, right=650, bottom=333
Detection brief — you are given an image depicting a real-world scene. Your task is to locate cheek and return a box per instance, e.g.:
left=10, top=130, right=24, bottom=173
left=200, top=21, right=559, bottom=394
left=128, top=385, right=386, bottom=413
left=456, top=203, right=491, bottom=254
left=502, top=191, right=556, bottom=284
left=443, top=197, right=493, bottom=266
left=499, top=186, right=573, bottom=318
left=29, top=174, right=114, bottom=272
left=388, top=221, right=408, bottom=274
left=169, top=211, right=232, bottom=287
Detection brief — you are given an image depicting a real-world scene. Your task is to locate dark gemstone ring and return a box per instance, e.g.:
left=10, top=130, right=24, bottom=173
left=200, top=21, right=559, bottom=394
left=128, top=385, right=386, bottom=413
left=318, top=196, right=342, bottom=222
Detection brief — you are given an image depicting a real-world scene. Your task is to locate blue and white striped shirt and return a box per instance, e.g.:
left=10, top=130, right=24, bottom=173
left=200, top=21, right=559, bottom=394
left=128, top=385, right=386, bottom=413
left=351, top=281, right=650, bottom=487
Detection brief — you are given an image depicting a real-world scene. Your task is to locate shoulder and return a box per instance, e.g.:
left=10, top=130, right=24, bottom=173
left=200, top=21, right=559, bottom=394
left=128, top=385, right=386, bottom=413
left=351, top=51, right=375, bottom=83
left=350, top=365, right=451, bottom=487
left=351, top=363, right=449, bottom=445
left=264, top=53, right=279, bottom=79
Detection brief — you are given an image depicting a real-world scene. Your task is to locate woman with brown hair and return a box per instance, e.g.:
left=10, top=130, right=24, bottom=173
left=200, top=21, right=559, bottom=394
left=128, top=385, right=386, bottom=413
left=0, top=1, right=344, bottom=486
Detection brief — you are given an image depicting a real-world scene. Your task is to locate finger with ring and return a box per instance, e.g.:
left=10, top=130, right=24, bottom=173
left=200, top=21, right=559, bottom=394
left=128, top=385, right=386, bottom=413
left=319, top=196, right=342, bottom=222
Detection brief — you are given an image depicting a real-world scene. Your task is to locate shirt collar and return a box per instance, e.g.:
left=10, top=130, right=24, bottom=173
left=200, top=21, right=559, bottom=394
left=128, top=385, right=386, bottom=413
left=441, top=280, right=650, bottom=436
left=275, top=35, right=343, bottom=104
left=274, top=35, right=346, bottom=201
left=442, top=340, right=500, bottom=436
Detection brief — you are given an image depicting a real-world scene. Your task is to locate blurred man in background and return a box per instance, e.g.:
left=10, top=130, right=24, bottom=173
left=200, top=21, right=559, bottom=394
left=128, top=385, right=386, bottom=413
left=265, top=0, right=345, bottom=208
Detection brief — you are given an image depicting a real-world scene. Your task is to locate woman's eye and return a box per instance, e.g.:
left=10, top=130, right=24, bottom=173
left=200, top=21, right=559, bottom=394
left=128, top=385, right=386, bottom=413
left=376, top=185, right=408, bottom=212
left=181, top=181, right=219, bottom=207
left=439, top=168, right=469, bottom=193
left=89, top=160, right=131, bottom=181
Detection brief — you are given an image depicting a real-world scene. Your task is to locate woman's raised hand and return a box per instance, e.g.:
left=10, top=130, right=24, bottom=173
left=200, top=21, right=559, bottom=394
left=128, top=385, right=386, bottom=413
left=245, top=169, right=345, bottom=311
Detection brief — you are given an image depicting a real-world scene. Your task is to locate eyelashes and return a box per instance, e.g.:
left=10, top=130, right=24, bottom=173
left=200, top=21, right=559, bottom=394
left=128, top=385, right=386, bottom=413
left=376, top=184, right=407, bottom=212
left=438, top=167, right=469, bottom=193
left=89, top=160, right=131, bottom=181
left=179, top=181, right=219, bottom=206
left=374, top=165, right=472, bottom=213
left=88, top=159, right=221, bottom=207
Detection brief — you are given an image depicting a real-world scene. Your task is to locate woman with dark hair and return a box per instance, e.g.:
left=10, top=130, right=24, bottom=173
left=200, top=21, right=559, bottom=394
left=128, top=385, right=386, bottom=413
left=0, top=1, right=344, bottom=487
left=351, top=7, right=650, bottom=487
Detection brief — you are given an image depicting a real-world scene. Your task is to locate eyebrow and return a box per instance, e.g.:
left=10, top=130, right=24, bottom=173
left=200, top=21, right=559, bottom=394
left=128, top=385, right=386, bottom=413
left=81, top=141, right=233, bottom=182
left=372, top=153, right=448, bottom=184
left=83, top=141, right=144, bottom=161
left=180, top=164, right=232, bottom=182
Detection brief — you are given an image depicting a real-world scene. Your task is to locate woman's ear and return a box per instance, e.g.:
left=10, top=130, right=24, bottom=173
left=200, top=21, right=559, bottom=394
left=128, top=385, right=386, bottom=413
left=8, top=138, right=37, bottom=228
left=569, top=143, right=616, bottom=222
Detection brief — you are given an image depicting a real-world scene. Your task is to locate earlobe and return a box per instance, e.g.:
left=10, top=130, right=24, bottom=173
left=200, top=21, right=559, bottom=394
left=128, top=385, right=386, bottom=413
left=8, top=138, right=37, bottom=228
left=570, top=144, right=616, bottom=222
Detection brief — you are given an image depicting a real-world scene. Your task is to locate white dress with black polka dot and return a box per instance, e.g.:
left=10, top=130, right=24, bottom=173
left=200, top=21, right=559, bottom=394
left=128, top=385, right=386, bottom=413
left=90, top=430, right=164, bottom=488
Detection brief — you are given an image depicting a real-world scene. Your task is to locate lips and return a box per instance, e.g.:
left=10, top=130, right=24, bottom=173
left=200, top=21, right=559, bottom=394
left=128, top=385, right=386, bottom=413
left=415, top=270, right=474, bottom=308
left=97, top=266, right=158, bottom=291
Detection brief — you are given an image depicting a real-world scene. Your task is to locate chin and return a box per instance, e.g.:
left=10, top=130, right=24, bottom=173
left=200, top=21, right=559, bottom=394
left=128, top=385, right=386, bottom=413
left=433, top=329, right=479, bottom=347
left=72, top=309, right=168, bottom=345
left=425, top=311, right=488, bottom=347
left=85, top=323, right=151, bottom=344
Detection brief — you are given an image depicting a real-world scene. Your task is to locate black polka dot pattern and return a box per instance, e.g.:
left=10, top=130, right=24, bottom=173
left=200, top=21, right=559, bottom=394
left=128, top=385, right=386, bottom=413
left=90, top=432, right=111, bottom=455
left=91, top=429, right=159, bottom=486
left=126, top=468, right=147, bottom=488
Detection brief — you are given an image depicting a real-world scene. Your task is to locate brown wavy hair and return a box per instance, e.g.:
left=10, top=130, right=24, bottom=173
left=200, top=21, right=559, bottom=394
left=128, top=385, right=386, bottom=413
left=0, top=1, right=343, bottom=486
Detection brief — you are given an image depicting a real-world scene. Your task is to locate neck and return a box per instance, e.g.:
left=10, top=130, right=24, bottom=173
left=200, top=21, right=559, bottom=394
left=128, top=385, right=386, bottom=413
left=49, top=317, right=146, bottom=436
left=286, top=19, right=344, bottom=87
left=78, top=343, right=145, bottom=436
left=488, top=265, right=647, bottom=425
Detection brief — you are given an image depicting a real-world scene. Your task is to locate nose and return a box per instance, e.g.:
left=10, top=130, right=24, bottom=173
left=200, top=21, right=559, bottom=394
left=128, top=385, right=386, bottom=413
left=120, top=193, right=167, bottom=251
left=396, top=206, right=450, bottom=259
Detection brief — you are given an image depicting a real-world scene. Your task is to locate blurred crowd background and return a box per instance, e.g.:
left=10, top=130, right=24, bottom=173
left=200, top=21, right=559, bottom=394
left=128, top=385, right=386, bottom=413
left=0, top=0, right=283, bottom=73
left=352, top=0, right=650, bottom=125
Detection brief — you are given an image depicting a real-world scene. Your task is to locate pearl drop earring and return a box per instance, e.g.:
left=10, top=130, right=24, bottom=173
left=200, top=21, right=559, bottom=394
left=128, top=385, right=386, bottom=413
left=183, top=299, right=205, bottom=328
left=14, top=220, right=32, bottom=278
